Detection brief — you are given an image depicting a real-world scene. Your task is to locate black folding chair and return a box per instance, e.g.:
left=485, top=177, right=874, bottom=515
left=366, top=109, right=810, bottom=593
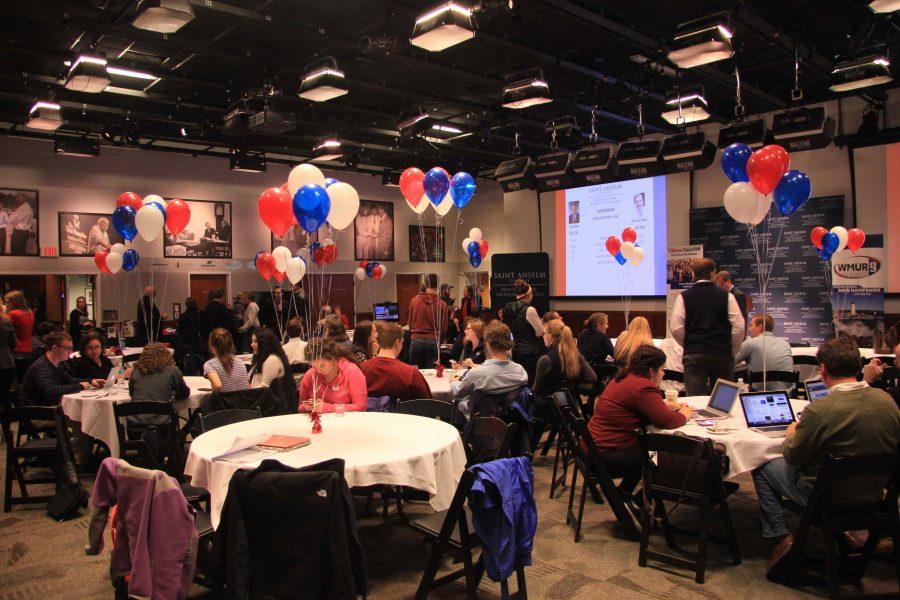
left=590, top=363, right=619, bottom=403
left=790, top=342, right=811, bottom=348
left=746, top=370, right=800, bottom=396
left=112, top=401, right=181, bottom=464
left=546, top=390, right=583, bottom=499
left=636, top=432, right=741, bottom=584
left=1, top=406, right=61, bottom=512
left=780, top=452, right=899, bottom=598
left=793, top=354, right=820, bottom=368
left=199, top=408, right=261, bottom=433
left=461, top=414, right=515, bottom=466
left=136, top=429, right=209, bottom=510
left=397, top=399, right=455, bottom=421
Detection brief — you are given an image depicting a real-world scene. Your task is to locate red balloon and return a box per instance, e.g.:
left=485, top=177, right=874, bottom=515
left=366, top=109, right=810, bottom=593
left=323, top=244, right=338, bottom=265
left=165, top=198, right=191, bottom=236
left=605, top=236, right=621, bottom=256
left=747, top=145, right=789, bottom=196
left=810, top=226, right=828, bottom=250
left=399, top=167, right=425, bottom=206
left=478, top=239, right=489, bottom=259
left=372, top=265, right=384, bottom=280
left=313, top=246, right=326, bottom=267
left=94, top=251, right=111, bottom=273
left=116, top=191, right=143, bottom=212
left=621, top=227, right=637, bottom=243
left=274, top=269, right=286, bottom=283
left=255, top=251, right=276, bottom=281
left=359, top=259, right=368, bottom=269
left=846, top=228, right=866, bottom=253
left=258, top=187, right=295, bottom=238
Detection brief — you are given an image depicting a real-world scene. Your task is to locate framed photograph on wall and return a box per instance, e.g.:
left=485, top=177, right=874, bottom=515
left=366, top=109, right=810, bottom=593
left=0, top=188, right=39, bottom=256
left=354, top=200, right=394, bottom=261
left=163, top=199, right=232, bottom=258
left=58, top=212, right=124, bottom=256
left=409, top=225, right=446, bottom=262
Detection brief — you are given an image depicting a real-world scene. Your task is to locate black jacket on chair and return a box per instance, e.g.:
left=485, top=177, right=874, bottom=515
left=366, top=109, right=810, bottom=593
left=212, top=458, right=366, bottom=600
left=206, top=373, right=297, bottom=417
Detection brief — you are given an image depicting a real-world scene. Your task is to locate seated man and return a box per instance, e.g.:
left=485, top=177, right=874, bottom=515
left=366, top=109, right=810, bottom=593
left=452, top=321, right=528, bottom=420
left=282, top=318, right=307, bottom=365
left=751, top=338, right=900, bottom=577
left=734, top=314, right=794, bottom=392
left=361, top=321, right=432, bottom=401
left=658, top=336, right=684, bottom=395
left=20, top=331, right=103, bottom=406
left=862, top=342, right=900, bottom=408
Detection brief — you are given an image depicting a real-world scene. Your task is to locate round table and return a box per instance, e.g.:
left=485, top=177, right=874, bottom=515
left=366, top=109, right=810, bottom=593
left=184, top=412, right=467, bottom=529
left=71, top=346, right=174, bottom=367
left=60, top=375, right=210, bottom=457
left=654, top=395, right=809, bottom=479
left=420, top=368, right=464, bottom=401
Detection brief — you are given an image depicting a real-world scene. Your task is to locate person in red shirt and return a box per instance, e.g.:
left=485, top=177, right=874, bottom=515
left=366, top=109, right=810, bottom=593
left=407, top=273, right=448, bottom=368
left=4, top=290, right=34, bottom=355
left=588, top=345, right=693, bottom=495
left=361, top=321, right=432, bottom=401
left=299, top=338, right=368, bottom=413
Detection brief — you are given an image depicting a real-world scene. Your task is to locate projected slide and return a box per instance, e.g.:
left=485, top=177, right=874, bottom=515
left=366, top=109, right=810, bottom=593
left=555, top=176, right=667, bottom=296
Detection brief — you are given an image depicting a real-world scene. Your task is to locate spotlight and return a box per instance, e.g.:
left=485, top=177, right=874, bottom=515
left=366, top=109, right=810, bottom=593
left=615, top=139, right=665, bottom=179
left=410, top=2, right=475, bottom=52
left=494, top=156, right=535, bottom=192
left=829, top=55, right=892, bottom=93
left=311, top=136, right=343, bottom=162
left=770, top=106, right=835, bottom=152
left=25, top=100, right=62, bottom=131
left=660, top=132, right=717, bottom=173
left=661, top=89, right=710, bottom=125
left=397, top=111, right=434, bottom=140
left=54, top=137, right=100, bottom=157
left=572, top=145, right=615, bottom=185
left=869, top=1, right=900, bottom=13
left=179, top=126, right=188, bottom=137
left=132, top=0, right=195, bottom=33
left=64, top=54, right=110, bottom=93
left=502, top=70, right=551, bottom=109
left=858, top=107, right=880, bottom=136
left=717, top=119, right=768, bottom=149
left=668, top=14, right=734, bottom=69
left=298, top=58, right=348, bottom=102
left=229, top=149, right=267, bottom=173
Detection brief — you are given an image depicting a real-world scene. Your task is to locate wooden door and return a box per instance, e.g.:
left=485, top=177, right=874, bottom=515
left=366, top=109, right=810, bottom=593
left=190, top=274, right=228, bottom=310
left=306, top=274, right=357, bottom=325
left=397, top=274, right=422, bottom=326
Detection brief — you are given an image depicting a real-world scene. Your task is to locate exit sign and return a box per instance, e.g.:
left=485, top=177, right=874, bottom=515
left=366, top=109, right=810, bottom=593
left=41, top=246, right=58, bottom=257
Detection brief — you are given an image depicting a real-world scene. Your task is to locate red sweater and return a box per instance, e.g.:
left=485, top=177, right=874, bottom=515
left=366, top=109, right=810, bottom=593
left=408, top=293, right=448, bottom=340
left=361, top=356, right=432, bottom=401
left=8, top=309, right=34, bottom=353
left=588, top=373, right=687, bottom=451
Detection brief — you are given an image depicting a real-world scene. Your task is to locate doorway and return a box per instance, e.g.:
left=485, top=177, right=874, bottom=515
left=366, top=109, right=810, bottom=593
left=189, top=274, right=229, bottom=310
left=306, top=274, right=356, bottom=325
left=397, top=274, right=422, bottom=326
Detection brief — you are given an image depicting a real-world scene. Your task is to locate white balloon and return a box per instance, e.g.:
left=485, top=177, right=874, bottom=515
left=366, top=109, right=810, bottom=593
left=106, top=251, right=123, bottom=274
left=469, top=227, right=483, bottom=242
left=288, top=163, right=326, bottom=197
left=135, top=204, right=164, bottom=241
left=408, top=194, right=430, bottom=214
left=272, top=245, right=293, bottom=273
left=143, top=194, right=164, bottom=207
left=325, top=182, right=360, bottom=230
left=629, top=246, right=646, bottom=267
left=830, top=226, right=848, bottom=253
left=461, top=237, right=473, bottom=253
left=296, top=246, right=310, bottom=262
left=354, top=267, right=366, bottom=281
left=435, top=192, right=454, bottom=216
left=109, top=243, right=125, bottom=255
left=285, top=256, right=307, bottom=284
left=620, top=241, right=636, bottom=260
left=723, top=182, right=766, bottom=225
left=377, top=263, right=388, bottom=277
left=322, top=238, right=335, bottom=247
left=748, top=195, right=772, bottom=226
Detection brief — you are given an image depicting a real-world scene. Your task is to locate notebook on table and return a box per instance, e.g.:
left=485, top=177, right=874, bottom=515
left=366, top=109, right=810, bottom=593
left=213, top=434, right=311, bottom=463
left=804, top=378, right=828, bottom=402
left=739, top=391, right=796, bottom=437
left=692, top=379, right=741, bottom=420
left=257, top=435, right=311, bottom=452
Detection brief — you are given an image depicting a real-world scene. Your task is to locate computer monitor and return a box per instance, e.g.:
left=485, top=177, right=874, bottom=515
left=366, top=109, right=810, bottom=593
left=373, top=302, right=400, bottom=322
left=739, top=391, right=796, bottom=427
left=708, top=379, right=741, bottom=414
left=804, top=378, right=828, bottom=402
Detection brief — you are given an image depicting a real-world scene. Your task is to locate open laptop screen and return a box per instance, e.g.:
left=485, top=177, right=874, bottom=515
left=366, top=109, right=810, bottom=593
left=805, top=379, right=828, bottom=401
left=709, top=380, right=740, bottom=413
left=740, top=392, right=795, bottom=427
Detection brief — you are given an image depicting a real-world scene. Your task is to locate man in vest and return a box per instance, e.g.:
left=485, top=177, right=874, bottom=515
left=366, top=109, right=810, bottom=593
left=670, top=258, right=745, bottom=396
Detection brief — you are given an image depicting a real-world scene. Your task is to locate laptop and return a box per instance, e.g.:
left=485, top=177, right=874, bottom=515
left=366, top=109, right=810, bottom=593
left=692, top=379, right=741, bottom=420
left=102, top=366, right=120, bottom=389
left=804, top=378, right=828, bottom=402
left=739, top=391, right=796, bottom=437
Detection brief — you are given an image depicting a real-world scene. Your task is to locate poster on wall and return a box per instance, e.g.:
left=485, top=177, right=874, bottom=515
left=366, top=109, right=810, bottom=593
left=409, top=225, right=445, bottom=262
left=163, top=199, right=232, bottom=258
left=354, top=200, right=394, bottom=261
left=0, top=188, right=38, bottom=256
left=491, top=252, right=550, bottom=315
left=666, top=245, right=703, bottom=335
left=831, top=235, right=890, bottom=352
left=690, top=195, right=844, bottom=346
left=59, top=212, right=124, bottom=256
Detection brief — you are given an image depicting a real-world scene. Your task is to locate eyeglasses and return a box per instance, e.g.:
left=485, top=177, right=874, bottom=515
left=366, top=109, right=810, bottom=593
left=59, top=345, right=74, bottom=351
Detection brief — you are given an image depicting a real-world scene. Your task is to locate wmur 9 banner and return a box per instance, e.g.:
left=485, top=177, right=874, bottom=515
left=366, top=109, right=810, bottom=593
left=831, top=234, right=889, bottom=353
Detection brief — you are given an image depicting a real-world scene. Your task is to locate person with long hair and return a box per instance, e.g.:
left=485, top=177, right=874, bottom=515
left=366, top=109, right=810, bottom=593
left=321, top=315, right=350, bottom=346
left=249, top=328, right=290, bottom=388
left=613, top=316, right=653, bottom=364
left=350, top=320, right=378, bottom=363
left=128, top=342, right=190, bottom=426
left=4, top=290, right=34, bottom=356
left=0, top=299, right=17, bottom=399
left=452, top=318, right=485, bottom=369
left=299, top=337, right=367, bottom=413
left=68, top=332, right=115, bottom=381
left=203, top=328, right=249, bottom=393
left=501, top=278, right=544, bottom=385
left=588, top=345, right=692, bottom=498
left=533, top=320, right=596, bottom=398
left=68, top=296, right=92, bottom=346
left=577, top=312, right=615, bottom=365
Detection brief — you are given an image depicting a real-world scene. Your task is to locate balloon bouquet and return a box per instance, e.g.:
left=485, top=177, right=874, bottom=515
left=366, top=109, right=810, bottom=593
left=603, top=227, right=644, bottom=324
left=810, top=225, right=866, bottom=319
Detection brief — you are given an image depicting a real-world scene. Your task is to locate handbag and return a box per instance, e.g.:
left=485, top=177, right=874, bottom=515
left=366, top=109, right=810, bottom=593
left=47, top=481, right=89, bottom=521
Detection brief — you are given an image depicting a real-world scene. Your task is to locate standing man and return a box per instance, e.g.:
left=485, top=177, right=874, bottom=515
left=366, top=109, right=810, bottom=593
left=200, top=288, right=235, bottom=351
left=134, top=285, right=163, bottom=346
left=237, top=292, right=260, bottom=351
left=407, top=273, right=448, bottom=368
left=735, top=314, right=794, bottom=392
left=671, top=258, right=745, bottom=396
left=716, top=271, right=748, bottom=324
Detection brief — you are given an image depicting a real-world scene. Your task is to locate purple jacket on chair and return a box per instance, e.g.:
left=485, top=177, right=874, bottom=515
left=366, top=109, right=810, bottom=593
left=86, top=457, right=197, bottom=600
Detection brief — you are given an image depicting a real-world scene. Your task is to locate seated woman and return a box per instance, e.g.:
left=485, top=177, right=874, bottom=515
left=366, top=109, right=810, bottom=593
left=577, top=312, right=615, bottom=365
left=299, top=337, right=367, bottom=413
left=128, top=343, right=190, bottom=426
left=350, top=320, right=378, bottom=363
left=203, top=328, right=249, bottom=393
left=68, top=332, right=115, bottom=381
left=248, top=329, right=290, bottom=388
left=588, top=345, right=693, bottom=498
left=452, top=321, right=528, bottom=420
left=452, top=318, right=486, bottom=369
left=532, top=319, right=596, bottom=399
left=321, top=316, right=351, bottom=346
left=613, top=316, right=653, bottom=365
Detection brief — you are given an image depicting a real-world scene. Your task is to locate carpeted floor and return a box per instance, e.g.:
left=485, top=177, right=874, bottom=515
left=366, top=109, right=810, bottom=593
left=1, top=450, right=896, bottom=598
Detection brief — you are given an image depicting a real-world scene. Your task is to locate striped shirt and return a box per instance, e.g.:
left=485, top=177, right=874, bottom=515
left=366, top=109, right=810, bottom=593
left=203, top=356, right=250, bottom=393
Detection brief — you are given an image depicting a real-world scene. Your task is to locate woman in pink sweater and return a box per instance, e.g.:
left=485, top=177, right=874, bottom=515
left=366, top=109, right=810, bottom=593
left=299, top=337, right=368, bottom=413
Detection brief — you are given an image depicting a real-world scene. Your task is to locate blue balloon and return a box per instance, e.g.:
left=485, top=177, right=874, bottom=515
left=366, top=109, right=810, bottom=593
left=122, top=249, right=139, bottom=272
left=469, top=253, right=482, bottom=268
left=467, top=240, right=480, bottom=257
left=310, top=241, right=322, bottom=251
left=773, top=169, right=812, bottom=216
left=365, top=261, right=378, bottom=277
left=821, top=231, right=839, bottom=255
left=145, top=201, right=167, bottom=222
left=449, top=172, right=476, bottom=209
left=423, top=168, right=450, bottom=206
left=817, top=249, right=833, bottom=261
left=325, top=178, right=338, bottom=188
left=112, top=205, right=137, bottom=241
left=292, top=184, right=331, bottom=234
left=720, top=143, right=753, bottom=183
left=614, top=252, right=627, bottom=266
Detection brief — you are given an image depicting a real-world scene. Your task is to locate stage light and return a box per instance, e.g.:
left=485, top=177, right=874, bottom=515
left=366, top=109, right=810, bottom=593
left=494, top=156, right=535, bottom=192
left=64, top=54, right=110, bottom=93
left=830, top=55, right=892, bottom=92
left=298, top=60, right=348, bottom=102
left=410, top=2, right=475, bottom=52
left=502, top=73, right=551, bottom=109
left=615, top=139, right=665, bottom=179
left=311, top=136, right=342, bottom=162
left=229, top=149, right=266, bottom=173
left=717, top=119, right=768, bottom=149
left=132, top=0, right=195, bottom=33
left=398, top=112, right=434, bottom=140
left=572, top=145, right=615, bottom=185
left=660, top=132, right=717, bottom=173
left=770, top=106, right=835, bottom=152
left=25, top=100, right=62, bottom=131
left=668, top=15, right=734, bottom=69
left=534, top=151, right=575, bottom=192
left=54, top=137, right=100, bottom=157
left=869, top=1, right=900, bottom=13
left=661, top=90, right=710, bottom=125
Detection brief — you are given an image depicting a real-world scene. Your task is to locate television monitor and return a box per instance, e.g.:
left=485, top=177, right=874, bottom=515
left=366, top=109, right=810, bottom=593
left=373, top=302, right=400, bottom=322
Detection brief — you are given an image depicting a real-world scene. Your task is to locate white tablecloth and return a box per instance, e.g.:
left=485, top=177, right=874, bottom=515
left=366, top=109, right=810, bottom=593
left=184, top=412, right=467, bottom=529
left=60, top=376, right=210, bottom=457
left=420, top=368, right=464, bottom=401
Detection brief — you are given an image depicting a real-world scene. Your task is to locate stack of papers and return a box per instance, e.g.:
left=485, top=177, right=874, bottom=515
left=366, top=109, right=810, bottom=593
left=212, top=434, right=310, bottom=464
